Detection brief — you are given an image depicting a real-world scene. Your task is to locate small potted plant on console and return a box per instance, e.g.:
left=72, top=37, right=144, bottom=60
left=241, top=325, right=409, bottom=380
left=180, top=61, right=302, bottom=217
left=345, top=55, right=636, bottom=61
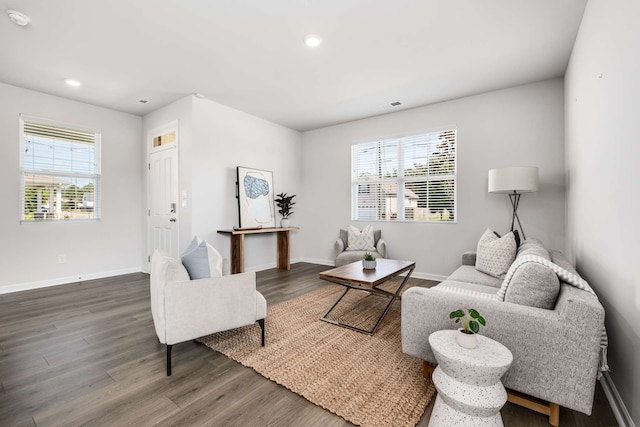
left=275, top=192, right=296, bottom=228
left=449, top=308, right=486, bottom=349
left=362, top=252, right=376, bottom=269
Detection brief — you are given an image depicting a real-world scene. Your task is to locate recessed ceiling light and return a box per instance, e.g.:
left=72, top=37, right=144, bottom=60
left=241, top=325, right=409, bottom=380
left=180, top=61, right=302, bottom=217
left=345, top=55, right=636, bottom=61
left=7, top=10, right=31, bottom=26
left=304, top=34, right=322, bottom=47
left=64, top=79, right=81, bottom=87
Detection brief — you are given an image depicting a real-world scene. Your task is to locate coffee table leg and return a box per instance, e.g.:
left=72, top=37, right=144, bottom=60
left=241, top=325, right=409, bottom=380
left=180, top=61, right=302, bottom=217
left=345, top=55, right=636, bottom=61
left=321, top=287, right=350, bottom=323
left=321, top=266, right=415, bottom=335
left=369, top=266, right=415, bottom=334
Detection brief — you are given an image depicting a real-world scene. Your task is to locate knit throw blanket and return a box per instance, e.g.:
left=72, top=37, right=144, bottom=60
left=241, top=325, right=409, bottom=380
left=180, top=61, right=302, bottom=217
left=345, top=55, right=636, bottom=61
left=497, top=255, right=609, bottom=374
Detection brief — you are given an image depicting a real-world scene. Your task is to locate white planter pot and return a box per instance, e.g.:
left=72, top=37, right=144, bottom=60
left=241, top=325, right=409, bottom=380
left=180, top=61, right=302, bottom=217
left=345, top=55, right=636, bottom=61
left=280, top=218, right=291, bottom=228
left=456, top=328, right=478, bottom=349
left=362, top=259, right=377, bottom=269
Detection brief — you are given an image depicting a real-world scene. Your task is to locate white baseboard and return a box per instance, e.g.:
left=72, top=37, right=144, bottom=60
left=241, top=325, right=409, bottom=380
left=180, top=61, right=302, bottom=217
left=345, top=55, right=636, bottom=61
left=600, top=371, right=635, bottom=427
left=298, top=257, right=334, bottom=266
left=0, top=267, right=143, bottom=295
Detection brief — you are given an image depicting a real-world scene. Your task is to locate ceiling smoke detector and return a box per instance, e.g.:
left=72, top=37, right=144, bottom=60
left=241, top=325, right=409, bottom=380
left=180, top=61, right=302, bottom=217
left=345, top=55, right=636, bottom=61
left=7, top=10, right=31, bottom=26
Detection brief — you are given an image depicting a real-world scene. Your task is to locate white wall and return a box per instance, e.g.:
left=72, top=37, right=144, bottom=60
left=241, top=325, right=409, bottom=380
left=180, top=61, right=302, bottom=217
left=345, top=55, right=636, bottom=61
left=142, top=96, right=302, bottom=272
left=300, top=79, right=566, bottom=279
left=191, top=97, right=303, bottom=271
left=0, top=83, right=144, bottom=292
left=565, top=0, right=640, bottom=423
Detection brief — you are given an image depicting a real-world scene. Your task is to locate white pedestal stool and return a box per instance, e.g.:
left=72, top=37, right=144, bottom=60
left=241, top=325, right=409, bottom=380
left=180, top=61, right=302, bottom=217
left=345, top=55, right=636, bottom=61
left=428, top=330, right=513, bottom=427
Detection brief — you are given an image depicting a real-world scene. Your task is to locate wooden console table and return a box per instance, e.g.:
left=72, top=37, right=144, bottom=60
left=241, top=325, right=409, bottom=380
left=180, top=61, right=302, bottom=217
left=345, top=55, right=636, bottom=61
left=217, top=227, right=300, bottom=274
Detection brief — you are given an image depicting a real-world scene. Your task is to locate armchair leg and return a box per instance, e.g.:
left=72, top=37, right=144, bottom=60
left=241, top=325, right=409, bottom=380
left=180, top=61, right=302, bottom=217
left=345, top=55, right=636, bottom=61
left=257, top=318, right=265, bottom=346
left=166, top=344, right=173, bottom=376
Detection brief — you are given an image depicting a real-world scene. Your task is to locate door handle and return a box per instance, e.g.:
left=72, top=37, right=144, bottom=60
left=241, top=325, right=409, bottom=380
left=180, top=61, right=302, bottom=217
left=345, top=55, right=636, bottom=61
left=170, top=218, right=177, bottom=222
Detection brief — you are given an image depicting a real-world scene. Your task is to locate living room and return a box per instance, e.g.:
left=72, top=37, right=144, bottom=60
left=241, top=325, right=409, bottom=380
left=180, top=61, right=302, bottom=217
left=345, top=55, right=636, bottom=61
left=0, top=1, right=637, bottom=426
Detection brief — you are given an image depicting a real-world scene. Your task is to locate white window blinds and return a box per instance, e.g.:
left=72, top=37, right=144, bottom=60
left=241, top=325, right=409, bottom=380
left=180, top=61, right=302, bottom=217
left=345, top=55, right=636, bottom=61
left=20, top=117, right=101, bottom=221
left=351, top=129, right=456, bottom=222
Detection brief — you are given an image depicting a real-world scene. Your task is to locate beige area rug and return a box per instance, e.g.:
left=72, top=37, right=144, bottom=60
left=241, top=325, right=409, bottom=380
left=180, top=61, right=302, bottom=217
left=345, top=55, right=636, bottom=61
left=198, top=282, right=435, bottom=427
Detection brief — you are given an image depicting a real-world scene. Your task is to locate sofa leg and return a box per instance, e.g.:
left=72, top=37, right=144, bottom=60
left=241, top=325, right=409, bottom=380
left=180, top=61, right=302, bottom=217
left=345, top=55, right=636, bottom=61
left=166, top=344, right=173, bottom=376
left=257, top=318, right=265, bottom=346
left=549, top=403, right=560, bottom=426
left=507, top=390, right=560, bottom=426
left=422, top=361, right=435, bottom=378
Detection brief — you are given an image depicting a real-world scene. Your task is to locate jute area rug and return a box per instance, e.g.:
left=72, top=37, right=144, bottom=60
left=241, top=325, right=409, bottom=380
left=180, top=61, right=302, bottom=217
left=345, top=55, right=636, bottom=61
left=198, top=283, right=435, bottom=427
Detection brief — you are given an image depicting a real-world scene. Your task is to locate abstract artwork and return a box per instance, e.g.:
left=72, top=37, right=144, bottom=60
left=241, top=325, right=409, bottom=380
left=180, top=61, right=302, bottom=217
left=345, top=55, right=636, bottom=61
left=236, top=166, right=275, bottom=228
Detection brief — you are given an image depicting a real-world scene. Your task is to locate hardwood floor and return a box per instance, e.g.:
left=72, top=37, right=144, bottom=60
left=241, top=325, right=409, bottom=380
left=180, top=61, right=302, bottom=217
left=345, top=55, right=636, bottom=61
left=0, top=263, right=618, bottom=426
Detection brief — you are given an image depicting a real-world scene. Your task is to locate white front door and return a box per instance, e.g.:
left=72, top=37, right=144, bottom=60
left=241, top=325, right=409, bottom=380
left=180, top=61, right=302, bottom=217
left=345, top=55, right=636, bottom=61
left=148, top=125, right=179, bottom=262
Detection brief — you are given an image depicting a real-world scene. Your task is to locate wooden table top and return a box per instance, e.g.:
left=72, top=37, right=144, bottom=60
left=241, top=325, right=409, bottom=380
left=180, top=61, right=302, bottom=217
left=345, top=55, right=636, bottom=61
left=319, top=259, right=415, bottom=287
left=217, top=227, right=300, bottom=235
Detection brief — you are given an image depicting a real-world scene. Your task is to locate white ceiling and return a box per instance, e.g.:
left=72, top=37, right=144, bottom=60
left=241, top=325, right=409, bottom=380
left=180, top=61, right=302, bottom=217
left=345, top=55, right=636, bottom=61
left=0, top=0, right=587, bottom=132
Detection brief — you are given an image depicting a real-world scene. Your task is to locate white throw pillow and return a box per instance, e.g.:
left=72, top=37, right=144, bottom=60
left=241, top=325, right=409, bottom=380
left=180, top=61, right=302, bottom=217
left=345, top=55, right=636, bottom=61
left=475, top=229, right=517, bottom=278
left=346, top=225, right=376, bottom=251
left=181, top=236, right=223, bottom=279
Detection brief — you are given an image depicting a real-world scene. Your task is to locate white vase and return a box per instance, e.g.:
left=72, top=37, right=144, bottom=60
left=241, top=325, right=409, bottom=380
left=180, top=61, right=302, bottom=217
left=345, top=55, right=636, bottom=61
left=280, top=218, right=291, bottom=228
left=456, top=328, right=478, bottom=349
left=362, top=259, right=376, bottom=269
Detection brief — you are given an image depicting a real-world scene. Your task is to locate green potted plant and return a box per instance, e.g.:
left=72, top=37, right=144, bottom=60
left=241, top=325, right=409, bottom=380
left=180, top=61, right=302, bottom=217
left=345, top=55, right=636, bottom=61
left=362, top=252, right=376, bottom=269
left=449, top=308, right=486, bottom=349
left=275, top=193, right=296, bottom=227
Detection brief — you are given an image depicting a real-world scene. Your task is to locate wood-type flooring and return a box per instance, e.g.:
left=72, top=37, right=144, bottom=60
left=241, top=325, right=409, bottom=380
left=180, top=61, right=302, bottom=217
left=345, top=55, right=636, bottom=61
left=0, top=262, right=618, bottom=426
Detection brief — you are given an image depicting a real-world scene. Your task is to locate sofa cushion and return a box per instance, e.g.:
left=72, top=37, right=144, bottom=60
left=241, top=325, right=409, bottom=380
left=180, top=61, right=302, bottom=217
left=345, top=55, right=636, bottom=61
left=447, top=265, right=503, bottom=289
left=346, top=225, right=376, bottom=251
left=475, top=229, right=517, bottom=278
left=549, top=250, right=579, bottom=277
left=181, top=236, right=223, bottom=279
left=503, top=262, right=560, bottom=309
left=517, top=238, right=551, bottom=260
left=335, top=250, right=382, bottom=267
left=434, top=279, right=499, bottom=298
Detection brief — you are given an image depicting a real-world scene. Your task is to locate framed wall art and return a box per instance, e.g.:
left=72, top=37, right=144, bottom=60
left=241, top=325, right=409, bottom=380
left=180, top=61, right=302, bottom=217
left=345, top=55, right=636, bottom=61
left=236, top=166, right=276, bottom=228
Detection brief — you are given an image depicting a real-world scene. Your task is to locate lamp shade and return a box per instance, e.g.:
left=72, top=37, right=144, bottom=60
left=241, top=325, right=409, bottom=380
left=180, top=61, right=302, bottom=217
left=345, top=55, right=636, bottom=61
left=488, top=167, right=539, bottom=194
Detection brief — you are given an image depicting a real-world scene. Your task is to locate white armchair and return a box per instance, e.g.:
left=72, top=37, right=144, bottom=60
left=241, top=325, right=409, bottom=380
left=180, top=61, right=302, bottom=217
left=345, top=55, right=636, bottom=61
left=150, top=250, right=267, bottom=375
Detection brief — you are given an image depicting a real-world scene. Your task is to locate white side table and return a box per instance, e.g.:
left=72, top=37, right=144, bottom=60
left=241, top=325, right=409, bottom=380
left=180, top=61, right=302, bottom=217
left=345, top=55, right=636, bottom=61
left=428, top=330, right=513, bottom=427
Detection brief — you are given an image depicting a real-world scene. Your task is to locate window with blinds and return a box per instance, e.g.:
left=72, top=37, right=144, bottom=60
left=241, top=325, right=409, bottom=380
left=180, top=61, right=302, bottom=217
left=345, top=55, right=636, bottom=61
left=20, top=116, right=101, bottom=221
left=351, top=129, right=456, bottom=222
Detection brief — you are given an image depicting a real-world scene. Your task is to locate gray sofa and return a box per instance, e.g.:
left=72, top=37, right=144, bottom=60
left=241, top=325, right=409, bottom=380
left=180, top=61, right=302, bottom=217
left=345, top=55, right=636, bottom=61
left=401, top=239, right=605, bottom=418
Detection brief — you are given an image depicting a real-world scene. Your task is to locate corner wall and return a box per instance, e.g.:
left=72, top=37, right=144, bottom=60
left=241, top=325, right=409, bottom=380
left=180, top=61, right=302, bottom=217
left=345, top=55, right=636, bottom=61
left=0, top=83, right=144, bottom=292
left=142, top=96, right=302, bottom=272
left=565, top=0, right=640, bottom=424
left=300, top=79, right=566, bottom=278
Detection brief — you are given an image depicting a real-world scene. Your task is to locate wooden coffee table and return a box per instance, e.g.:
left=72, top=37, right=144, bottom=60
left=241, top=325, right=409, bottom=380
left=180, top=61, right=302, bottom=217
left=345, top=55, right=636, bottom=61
left=319, top=259, right=416, bottom=334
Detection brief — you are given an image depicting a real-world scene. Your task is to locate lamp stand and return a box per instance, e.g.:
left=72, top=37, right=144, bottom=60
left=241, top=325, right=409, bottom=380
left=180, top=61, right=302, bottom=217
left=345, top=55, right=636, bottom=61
left=508, top=191, right=527, bottom=240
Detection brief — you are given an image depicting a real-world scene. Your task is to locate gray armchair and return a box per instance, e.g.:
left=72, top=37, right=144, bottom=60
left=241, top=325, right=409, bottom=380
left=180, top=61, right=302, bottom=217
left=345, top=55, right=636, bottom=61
left=150, top=250, right=267, bottom=376
left=334, top=228, right=387, bottom=267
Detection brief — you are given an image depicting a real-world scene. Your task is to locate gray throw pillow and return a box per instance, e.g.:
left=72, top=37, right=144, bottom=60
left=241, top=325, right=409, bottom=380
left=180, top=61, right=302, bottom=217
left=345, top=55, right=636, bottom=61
left=475, top=229, right=517, bottom=278
left=504, top=262, right=560, bottom=309
left=181, top=236, right=223, bottom=280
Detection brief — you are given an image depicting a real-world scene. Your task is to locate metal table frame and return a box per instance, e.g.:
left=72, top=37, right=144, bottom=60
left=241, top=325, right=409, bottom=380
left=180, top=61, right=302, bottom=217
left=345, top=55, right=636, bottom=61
left=319, top=259, right=415, bottom=335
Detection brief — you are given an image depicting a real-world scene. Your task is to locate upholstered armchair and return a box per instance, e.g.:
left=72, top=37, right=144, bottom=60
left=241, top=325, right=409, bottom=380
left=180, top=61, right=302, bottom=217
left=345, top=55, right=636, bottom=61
left=334, top=228, right=387, bottom=267
left=150, top=250, right=267, bottom=375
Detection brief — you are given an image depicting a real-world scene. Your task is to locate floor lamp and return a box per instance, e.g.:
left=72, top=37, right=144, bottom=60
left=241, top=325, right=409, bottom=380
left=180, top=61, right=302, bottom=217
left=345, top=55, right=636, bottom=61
left=488, top=167, right=539, bottom=240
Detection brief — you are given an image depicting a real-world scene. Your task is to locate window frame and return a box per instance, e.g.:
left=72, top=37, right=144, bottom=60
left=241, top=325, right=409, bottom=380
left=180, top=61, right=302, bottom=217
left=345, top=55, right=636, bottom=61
left=19, top=115, right=102, bottom=223
left=351, top=128, right=457, bottom=223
